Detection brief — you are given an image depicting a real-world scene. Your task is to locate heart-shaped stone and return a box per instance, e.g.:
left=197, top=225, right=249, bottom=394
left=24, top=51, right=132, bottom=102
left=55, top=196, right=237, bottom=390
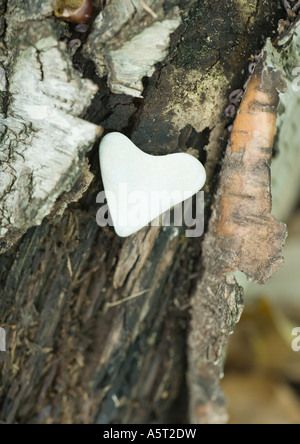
left=99, top=133, right=206, bottom=237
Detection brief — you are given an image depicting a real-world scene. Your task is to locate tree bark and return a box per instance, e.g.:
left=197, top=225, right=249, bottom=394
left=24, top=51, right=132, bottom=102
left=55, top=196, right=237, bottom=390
left=0, top=0, right=295, bottom=424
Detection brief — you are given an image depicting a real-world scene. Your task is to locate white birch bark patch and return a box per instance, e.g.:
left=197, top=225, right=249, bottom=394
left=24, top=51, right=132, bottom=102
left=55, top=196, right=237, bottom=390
left=85, top=0, right=181, bottom=97
left=0, top=35, right=101, bottom=239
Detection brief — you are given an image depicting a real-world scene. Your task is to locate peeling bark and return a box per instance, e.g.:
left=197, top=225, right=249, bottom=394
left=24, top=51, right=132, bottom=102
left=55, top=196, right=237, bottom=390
left=188, top=24, right=300, bottom=423
left=213, top=56, right=287, bottom=284
left=85, top=0, right=181, bottom=97
left=0, top=8, right=102, bottom=247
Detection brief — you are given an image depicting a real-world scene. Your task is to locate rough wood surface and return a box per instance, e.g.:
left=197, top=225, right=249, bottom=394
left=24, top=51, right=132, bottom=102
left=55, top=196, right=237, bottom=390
left=0, top=0, right=293, bottom=425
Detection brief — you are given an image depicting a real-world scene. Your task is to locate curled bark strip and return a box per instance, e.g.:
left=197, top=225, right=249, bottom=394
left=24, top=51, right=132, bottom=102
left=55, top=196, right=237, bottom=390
left=215, top=58, right=287, bottom=284
left=188, top=51, right=288, bottom=424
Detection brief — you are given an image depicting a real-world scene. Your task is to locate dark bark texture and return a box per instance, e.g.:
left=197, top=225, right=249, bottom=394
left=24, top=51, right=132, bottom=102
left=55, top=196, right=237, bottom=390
left=0, top=0, right=289, bottom=424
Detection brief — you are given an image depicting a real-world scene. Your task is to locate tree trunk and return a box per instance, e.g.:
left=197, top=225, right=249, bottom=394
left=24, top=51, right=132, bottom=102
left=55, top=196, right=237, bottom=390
left=0, top=0, right=296, bottom=424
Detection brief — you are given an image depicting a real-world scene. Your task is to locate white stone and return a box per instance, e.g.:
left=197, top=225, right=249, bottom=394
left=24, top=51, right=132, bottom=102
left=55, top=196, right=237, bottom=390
left=99, top=132, right=206, bottom=237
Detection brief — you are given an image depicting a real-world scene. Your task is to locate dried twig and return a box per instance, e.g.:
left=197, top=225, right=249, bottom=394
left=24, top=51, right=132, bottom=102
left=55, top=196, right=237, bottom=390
left=139, top=0, right=158, bottom=19
left=105, top=289, right=150, bottom=309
